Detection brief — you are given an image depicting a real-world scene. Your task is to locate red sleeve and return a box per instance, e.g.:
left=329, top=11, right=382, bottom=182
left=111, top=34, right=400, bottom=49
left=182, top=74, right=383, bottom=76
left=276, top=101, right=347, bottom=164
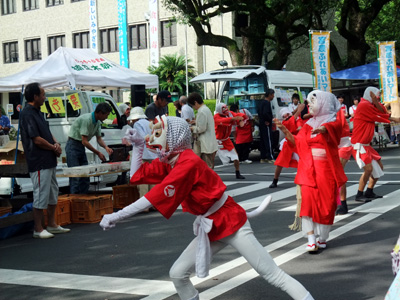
left=355, top=100, right=390, bottom=124
left=337, top=109, right=350, bottom=137
left=130, top=159, right=171, bottom=185
left=282, top=117, right=297, bottom=134
left=214, top=114, right=233, bottom=126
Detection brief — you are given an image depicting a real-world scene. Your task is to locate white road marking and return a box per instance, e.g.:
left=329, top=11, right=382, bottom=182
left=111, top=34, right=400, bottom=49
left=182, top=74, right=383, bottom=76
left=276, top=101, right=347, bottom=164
left=1, top=184, right=399, bottom=300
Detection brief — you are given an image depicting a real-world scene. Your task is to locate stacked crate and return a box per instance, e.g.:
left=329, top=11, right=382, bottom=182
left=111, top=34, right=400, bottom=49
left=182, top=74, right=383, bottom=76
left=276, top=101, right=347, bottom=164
left=112, top=184, right=139, bottom=210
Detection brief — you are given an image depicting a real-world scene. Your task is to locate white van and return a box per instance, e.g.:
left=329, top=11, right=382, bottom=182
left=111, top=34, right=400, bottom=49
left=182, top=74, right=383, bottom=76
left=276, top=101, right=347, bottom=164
left=190, top=65, right=314, bottom=148
left=0, top=91, right=127, bottom=196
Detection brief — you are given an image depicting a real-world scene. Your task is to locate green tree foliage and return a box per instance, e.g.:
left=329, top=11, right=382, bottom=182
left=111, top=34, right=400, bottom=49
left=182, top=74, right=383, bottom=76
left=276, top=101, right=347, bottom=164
left=164, top=0, right=396, bottom=71
left=147, top=53, right=200, bottom=94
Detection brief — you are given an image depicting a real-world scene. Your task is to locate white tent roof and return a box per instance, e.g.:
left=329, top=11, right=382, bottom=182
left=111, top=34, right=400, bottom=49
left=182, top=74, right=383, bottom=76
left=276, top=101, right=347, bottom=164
left=0, top=47, right=158, bottom=92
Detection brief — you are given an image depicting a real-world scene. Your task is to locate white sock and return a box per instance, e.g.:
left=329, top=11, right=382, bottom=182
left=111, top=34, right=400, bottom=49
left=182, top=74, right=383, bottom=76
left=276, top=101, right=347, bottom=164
left=307, top=234, right=316, bottom=245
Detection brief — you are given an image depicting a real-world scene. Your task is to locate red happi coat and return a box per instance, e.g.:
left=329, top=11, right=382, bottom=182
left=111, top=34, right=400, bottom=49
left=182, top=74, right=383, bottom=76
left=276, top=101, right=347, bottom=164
left=214, top=113, right=237, bottom=151
left=130, top=149, right=247, bottom=241
left=274, top=116, right=302, bottom=168
left=235, top=110, right=253, bottom=145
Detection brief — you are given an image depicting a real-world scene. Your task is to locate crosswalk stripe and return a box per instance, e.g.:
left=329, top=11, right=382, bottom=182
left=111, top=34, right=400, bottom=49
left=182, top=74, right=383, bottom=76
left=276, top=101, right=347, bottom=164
left=1, top=182, right=398, bottom=300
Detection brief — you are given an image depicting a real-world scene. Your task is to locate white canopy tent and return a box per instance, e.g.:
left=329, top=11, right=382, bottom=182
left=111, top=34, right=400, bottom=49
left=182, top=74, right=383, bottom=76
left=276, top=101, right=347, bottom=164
left=0, top=47, right=158, bottom=92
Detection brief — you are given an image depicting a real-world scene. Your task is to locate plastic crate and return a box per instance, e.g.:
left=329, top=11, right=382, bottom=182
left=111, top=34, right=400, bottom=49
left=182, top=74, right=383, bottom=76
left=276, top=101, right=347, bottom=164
left=247, top=77, right=264, bottom=86
left=70, top=194, right=113, bottom=223
left=248, top=84, right=264, bottom=94
left=239, top=99, right=256, bottom=109
left=0, top=206, right=12, bottom=217
left=229, top=87, right=247, bottom=95
left=112, top=184, right=139, bottom=209
left=43, top=195, right=72, bottom=226
left=230, top=79, right=247, bottom=87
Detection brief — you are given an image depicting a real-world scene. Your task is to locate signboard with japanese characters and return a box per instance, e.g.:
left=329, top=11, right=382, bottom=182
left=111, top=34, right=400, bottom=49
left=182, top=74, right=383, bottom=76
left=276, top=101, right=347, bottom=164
left=310, top=31, right=331, bottom=92
left=48, top=97, right=66, bottom=114
left=118, top=0, right=129, bottom=68
left=149, top=0, right=159, bottom=67
left=378, top=41, right=398, bottom=104
left=89, top=0, right=98, bottom=53
left=67, top=93, right=83, bottom=111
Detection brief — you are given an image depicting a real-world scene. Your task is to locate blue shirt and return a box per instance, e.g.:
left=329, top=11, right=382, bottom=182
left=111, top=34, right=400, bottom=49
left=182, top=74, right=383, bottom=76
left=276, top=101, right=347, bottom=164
left=0, top=114, right=11, bottom=134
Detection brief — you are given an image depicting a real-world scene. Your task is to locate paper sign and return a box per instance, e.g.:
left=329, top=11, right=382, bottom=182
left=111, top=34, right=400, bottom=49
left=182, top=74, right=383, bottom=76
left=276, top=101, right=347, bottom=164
left=40, top=104, right=48, bottom=113
left=7, top=104, right=13, bottom=115
left=67, top=93, right=82, bottom=110
left=48, top=97, right=65, bottom=114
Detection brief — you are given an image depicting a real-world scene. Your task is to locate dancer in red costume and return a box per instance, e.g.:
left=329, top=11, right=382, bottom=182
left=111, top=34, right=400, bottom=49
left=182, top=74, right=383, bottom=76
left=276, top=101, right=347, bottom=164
left=269, top=104, right=304, bottom=188
left=214, top=103, right=245, bottom=179
left=275, top=90, right=347, bottom=251
left=100, top=116, right=314, bottom=300
left=351, top=87, right=400, bottom=202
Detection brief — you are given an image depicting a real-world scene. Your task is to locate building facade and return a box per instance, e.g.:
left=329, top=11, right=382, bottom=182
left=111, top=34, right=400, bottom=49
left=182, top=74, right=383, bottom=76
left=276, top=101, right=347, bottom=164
left=0, top=0, right=233, bottom=109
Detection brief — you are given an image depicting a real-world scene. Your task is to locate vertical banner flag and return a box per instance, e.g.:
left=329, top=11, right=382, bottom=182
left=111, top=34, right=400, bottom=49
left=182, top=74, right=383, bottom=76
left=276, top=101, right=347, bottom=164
left=89, top=0, right=98, bottom=53
left=310, top=31, right=331, bottom=92
left=48, top=97, right=66, bottom=114
left=67, top=93, right=83, bottom=111
left=378, top=41, right=398, bottom=103
left=118, top=0, right=129, bottom=68
left=149, top=0, right=159, bottom=67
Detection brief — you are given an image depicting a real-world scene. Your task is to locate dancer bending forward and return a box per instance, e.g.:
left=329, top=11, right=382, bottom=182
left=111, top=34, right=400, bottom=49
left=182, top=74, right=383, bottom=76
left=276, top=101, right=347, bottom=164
left=100, top=116, right=313, bottom=300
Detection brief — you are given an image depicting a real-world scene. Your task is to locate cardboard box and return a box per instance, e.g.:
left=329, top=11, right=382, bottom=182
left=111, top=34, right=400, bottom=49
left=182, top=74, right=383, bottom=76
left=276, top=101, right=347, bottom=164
left=0, top=141, right=25, bottom=164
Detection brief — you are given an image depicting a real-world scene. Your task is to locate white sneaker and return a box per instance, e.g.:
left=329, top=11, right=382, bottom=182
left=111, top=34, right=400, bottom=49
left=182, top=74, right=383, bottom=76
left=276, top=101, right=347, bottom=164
left=47, top=226, right=71, bottom=234
left=33, top=229, right=55, bottom=239
left=243, top=160, right=252, bottom=164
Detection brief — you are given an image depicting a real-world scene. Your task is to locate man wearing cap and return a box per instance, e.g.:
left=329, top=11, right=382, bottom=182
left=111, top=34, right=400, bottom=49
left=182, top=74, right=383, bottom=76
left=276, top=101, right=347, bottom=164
left=145, top=90, right=172, bottom=121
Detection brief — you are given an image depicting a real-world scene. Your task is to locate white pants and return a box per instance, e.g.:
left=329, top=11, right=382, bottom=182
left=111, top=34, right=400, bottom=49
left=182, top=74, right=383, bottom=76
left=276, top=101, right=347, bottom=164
left=169, top=221, right=311, bottom=300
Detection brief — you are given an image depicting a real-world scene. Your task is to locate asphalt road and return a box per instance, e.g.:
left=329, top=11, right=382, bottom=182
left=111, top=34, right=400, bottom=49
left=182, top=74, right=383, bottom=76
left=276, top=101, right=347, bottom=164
left=1, top=145, right=399, bottom=300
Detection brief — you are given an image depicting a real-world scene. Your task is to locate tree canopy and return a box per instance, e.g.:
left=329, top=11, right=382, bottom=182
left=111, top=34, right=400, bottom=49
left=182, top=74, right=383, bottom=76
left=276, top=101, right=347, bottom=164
left=163, top=0, right=398, bottom=71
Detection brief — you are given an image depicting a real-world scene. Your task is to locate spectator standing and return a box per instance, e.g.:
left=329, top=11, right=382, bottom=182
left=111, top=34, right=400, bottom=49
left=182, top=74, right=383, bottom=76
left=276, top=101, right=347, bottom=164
left=337, top=94, right=349, bottom=118
left=348, top=95, right=360, bottom=131
left=288, top=93, right=300, bottom=114
left=0, top=107, right=12, bottom=146
left=214, top=103, right=245, bottom=179
left=66, top=102, right=113, bottom=194
left=258, top=89, right=275, bottom=163
left=187, top=92, right=218, bottom=169
left=145, top=90, right=172, bottom=121
left=112, top=103, right=130, bottom=126
left=173, top=100, right=182, bottom=117
left=230, top=104, right=253, bottom=164
left=180, top=95, right=195, bottom=123
left=20, top=82, right=70, bottom=238
left=351, top=87, right=400, bottom=202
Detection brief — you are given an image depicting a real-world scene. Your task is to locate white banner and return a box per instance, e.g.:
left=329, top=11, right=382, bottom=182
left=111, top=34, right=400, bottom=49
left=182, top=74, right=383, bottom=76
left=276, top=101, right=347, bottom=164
left=311, top=31, right=331, bottom=92
left=89, top=0, right=98, bottom=53
left=378, top=41, right=398, bottom=103
left=149, top=0, right=159, bottom=67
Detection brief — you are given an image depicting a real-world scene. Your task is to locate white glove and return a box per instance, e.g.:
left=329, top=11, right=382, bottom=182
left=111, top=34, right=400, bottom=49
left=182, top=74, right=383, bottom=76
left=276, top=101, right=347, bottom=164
left=124, top=128, right=145, bottom=147
left=100, top=196, right=153, bottom=230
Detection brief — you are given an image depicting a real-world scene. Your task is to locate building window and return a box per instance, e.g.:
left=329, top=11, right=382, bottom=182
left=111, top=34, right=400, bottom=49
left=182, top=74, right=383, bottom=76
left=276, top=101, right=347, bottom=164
left=23, top=0, right=39, bottom=11
left=48, top=35, right=65, bottom=54
left=100, top=28, right=119, bottom=53
left=73, top=31, right=89, bottom=48
left=3, top=42, right=18, bottom=63
left=1, top=0, right=16, bottom=15
left=47, top=0, right=63, bottom=7
left=129, top=24, right=147, bottom=50
left=161, top=20, right=177, bottom=47
left=25, top=38, right=41, bottom=61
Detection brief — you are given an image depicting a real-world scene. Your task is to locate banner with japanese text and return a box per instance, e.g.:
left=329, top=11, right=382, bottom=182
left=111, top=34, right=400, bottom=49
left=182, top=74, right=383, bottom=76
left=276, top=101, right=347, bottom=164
left=310, top=31, right=331, bottom=92
left=89, top=0, right=98, bottom=53
left=118, top=0, right=129, bottom=68
left=149, top=0, right=159, bottom=67
left=378, top=41, right=398, bottom=104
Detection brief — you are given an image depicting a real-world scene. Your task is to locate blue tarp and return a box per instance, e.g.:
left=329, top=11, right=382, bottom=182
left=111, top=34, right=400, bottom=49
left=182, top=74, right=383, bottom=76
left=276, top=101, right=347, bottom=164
left=330, top=62, right=400, bottom=80
left=0, top=203, right=33, bottom=240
